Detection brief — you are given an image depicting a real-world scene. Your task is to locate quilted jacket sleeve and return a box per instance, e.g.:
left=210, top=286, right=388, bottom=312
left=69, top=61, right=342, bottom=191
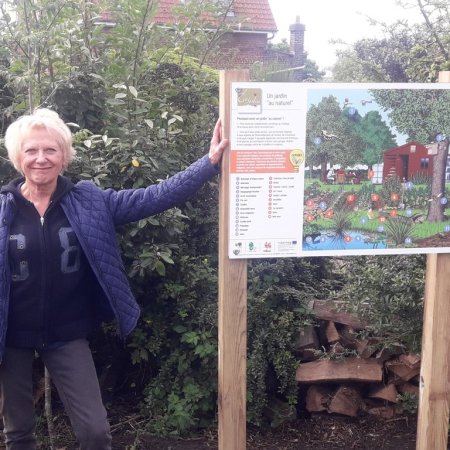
left=103, top=155, right=219, bottom=226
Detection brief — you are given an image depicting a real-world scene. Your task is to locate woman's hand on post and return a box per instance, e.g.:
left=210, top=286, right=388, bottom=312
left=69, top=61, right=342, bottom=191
left=208, top=119, right=229, bottom=166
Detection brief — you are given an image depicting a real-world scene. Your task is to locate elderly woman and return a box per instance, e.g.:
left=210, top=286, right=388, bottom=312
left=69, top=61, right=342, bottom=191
left=0, top=108, right=227, bottom=450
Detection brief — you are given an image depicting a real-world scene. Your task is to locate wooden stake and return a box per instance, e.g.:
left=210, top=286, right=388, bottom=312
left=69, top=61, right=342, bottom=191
left=416, top=70, right=450, bottom=450
left=416, top=254, right=450, bottom=449
left=218, top=70, right=249, bottom=450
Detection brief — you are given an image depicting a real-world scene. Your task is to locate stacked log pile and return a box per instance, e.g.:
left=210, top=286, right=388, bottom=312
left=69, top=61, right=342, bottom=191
left=294, top=300, right=420, bottom=418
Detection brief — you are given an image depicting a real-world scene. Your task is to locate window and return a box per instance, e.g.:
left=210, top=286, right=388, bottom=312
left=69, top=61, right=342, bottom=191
left=420, top=158, right=429, bottom=169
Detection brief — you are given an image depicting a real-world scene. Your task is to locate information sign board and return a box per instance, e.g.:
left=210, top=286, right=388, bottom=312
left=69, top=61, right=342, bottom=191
left=229, top=82, right=450, bottom=258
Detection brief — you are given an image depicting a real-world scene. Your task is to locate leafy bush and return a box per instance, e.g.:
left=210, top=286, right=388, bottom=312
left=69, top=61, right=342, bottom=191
left=403, top=184, right=431, bottom=209
left=356, top=183, right=376, bottom=209
left=139, top=255, right=219, bottom=434
left=381, top=175, right=402, bottom=207
left=384, top=217, right=417, bottom=246
left=330, top=208, right=352, bottom=237
left=398, top=392, right=418, bottom=414
left=337, top=255, right=425, bottom=352
left=50, top=72, right=106, bottom=133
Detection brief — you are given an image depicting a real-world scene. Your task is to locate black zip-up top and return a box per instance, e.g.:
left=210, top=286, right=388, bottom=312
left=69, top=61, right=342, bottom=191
left=2, top=177, right=99, bottom=349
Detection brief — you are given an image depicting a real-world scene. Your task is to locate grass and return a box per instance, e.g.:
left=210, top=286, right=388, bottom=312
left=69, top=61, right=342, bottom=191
left=303, top=179, right=450, bottom=247
left=310, top=209, right=450, bottom=242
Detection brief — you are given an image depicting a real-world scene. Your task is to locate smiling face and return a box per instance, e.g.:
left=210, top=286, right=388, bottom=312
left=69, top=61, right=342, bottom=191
left=19, top=127, right=66, bottom=190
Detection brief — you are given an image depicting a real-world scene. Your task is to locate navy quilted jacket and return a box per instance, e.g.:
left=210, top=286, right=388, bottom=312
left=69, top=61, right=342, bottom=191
left=0, top=154, right=218, bottom=360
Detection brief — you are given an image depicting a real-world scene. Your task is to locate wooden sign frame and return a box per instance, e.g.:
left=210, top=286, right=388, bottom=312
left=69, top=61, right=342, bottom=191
left=217, top=70, right=450, bottom=450
left=218, top=69, right=249, bottom=450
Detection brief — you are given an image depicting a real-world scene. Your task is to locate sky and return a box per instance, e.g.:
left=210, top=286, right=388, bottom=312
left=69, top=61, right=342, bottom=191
left=268, top=0, right=424, bottom=70
left=307, top=86, right=408, bottom=145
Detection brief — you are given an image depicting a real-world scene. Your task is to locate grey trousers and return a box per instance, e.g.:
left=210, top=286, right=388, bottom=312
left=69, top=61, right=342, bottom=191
left=0, top=339, right=112, bottom=450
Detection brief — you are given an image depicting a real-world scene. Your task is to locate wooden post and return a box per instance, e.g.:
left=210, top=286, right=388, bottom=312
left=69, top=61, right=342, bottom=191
left=416, top=70, right=450, bottom=450
left=416, top=254, right=450, bottom=449
left=218, top=70, right=249, bottom=450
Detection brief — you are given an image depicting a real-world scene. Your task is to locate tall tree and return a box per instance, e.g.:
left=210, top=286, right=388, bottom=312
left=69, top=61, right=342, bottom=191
left=306, top=95, right=364, bottom=181
left=371, top=88, right=450, bottom=222
left=354, top=111, right=398, bottom=167
left=333, top=26, right=424, bottom=82
left=333, top=1, right=450, bottom=83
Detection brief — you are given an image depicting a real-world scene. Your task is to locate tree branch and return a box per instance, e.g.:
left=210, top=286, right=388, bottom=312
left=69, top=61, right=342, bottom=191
left=199, top=0, right=235, bottom=67
left=416, top=0, right=449, bottom=60
left=0, top=2, right=30, bottom=58
left=133, top=0, right=154, bottom=85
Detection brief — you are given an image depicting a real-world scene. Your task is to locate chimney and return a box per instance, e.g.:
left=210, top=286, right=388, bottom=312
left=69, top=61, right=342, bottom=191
left=289, top=16, right=306, bottom=69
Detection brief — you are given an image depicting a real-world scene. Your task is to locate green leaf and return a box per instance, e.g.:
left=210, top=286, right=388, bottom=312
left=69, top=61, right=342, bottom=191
left=128, top=85, right=138, bottom=97
left=155, top=260, right=166, bottom=276
left=106, top=98, right=125, bottom=105
left=182, top=331, right=199, bottom=345
left=159, top=252, right=174, bottom=264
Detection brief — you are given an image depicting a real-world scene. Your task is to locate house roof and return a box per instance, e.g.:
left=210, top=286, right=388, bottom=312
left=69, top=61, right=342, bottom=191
left=153, top=0, right=278, bottom=33
left=384, top=141, right=427, bottom=156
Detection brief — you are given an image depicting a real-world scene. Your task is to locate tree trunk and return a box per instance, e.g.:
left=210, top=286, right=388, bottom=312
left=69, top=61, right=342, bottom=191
left=426, top=141, right=449, bottom=222
left=320, top=155, right=328, bottom=182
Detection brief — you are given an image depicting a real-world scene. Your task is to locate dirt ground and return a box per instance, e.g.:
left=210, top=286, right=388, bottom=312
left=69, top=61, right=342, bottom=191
left=117, top=413, right=420, bottom=450
left=0, top=399, right=435, bottom=449
left=413, top=229, right=450, bottom=248
left=0, top=412, right=421, bottom=450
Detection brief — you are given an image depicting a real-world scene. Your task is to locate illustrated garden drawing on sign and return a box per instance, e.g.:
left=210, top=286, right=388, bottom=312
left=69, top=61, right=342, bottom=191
left=302, top=85, right=450, bottom=254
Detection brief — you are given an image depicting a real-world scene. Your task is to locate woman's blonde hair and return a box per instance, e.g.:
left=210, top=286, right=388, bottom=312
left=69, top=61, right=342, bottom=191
left=4, top=108, right=76, bottom=173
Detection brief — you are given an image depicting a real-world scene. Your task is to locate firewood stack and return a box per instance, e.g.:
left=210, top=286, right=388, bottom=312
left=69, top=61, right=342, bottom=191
left=294, top=300, right=420, bottom=418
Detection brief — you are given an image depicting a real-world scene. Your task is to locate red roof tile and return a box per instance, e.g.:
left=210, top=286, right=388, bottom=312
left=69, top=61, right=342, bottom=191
left=153, top=0, right=277, bottom=33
